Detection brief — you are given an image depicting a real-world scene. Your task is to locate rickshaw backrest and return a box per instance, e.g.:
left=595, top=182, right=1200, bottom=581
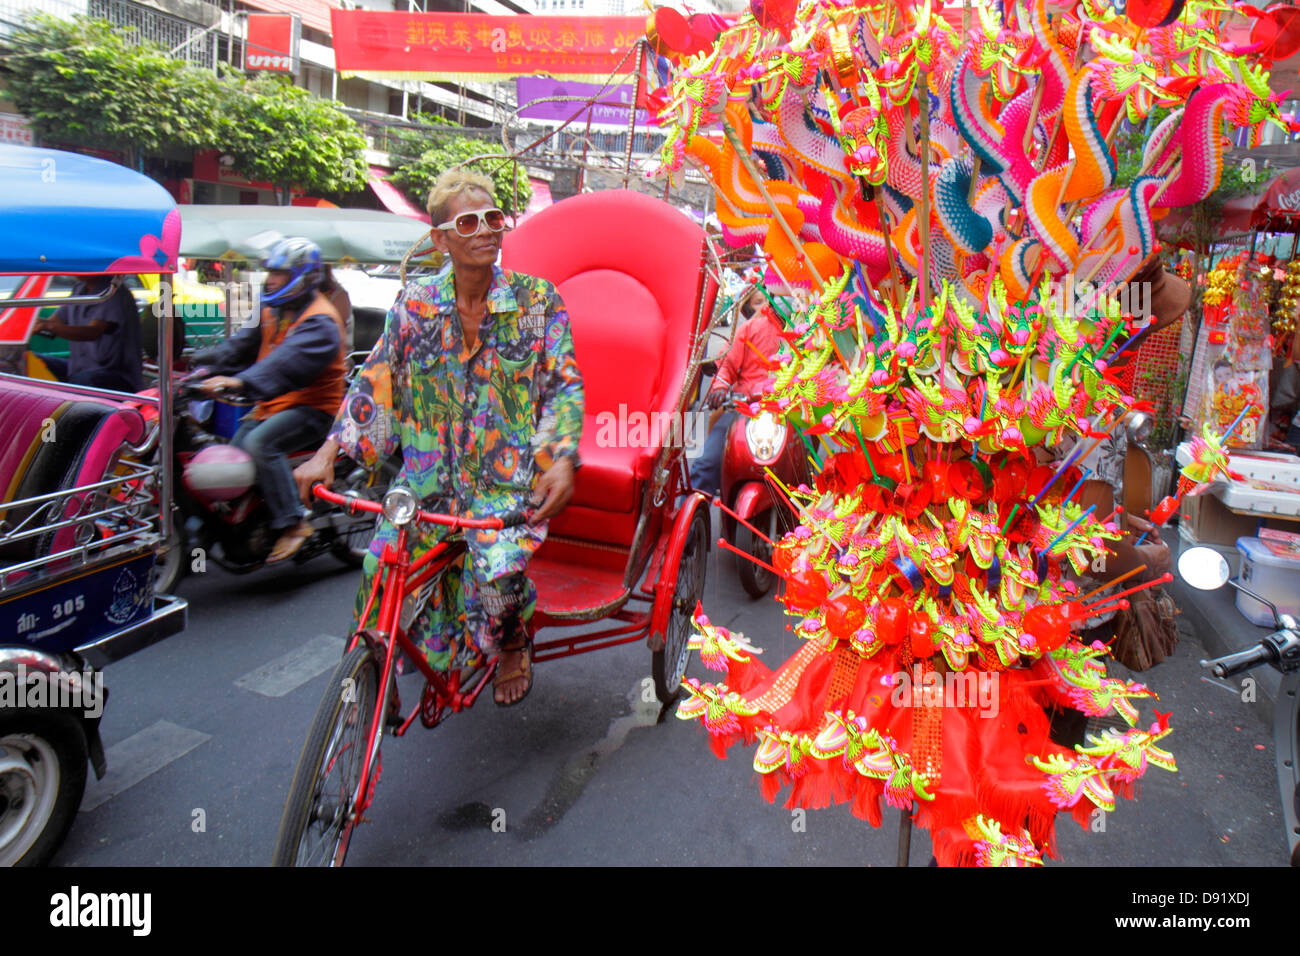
left=503, top=190, right=704, bottom=425
left=0, top=376, right=146, bottom=564
left=502, top=191, right=710, bottom=542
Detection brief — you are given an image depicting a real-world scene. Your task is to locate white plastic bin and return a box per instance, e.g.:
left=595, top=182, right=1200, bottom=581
left=1234, top=536, right=1300, bottom=626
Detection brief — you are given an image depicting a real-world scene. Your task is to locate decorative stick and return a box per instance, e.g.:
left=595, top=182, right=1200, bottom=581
left=1078, top=563, right=1148, bottom=602
left=712, top=495, right=774, bottom=546
left=851, top=416, right=882, bottom=480
left=918, top=71, right=932, bottom=321
left=1059, top=467, right=1093, bottom=512
left=1068, top=598, right=1128, bottom=623
left=1080, top=571, right=1174, bottom=612
left=722, top=119, right=826, bottom=294
left=718, top=536, right=781, bottom=576
left=1043, top=504, right=1096, bottom=555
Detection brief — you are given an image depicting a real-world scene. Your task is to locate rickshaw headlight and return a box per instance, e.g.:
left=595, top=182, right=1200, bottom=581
left=382, top=487, right=418, bottom=526
left=745, top=412, right=785, bottom=465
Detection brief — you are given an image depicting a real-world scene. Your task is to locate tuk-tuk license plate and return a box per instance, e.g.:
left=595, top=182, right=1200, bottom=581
left=2, top=551, right=155, bottom=655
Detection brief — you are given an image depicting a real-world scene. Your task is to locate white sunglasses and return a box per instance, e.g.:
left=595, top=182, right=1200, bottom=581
left=435, top=207, right=507, bottom=237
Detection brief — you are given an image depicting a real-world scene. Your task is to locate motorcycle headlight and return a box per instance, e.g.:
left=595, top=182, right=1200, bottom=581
left=382, top=487, right=418, bottom=526
left=745, top=412, right=786, bottom=465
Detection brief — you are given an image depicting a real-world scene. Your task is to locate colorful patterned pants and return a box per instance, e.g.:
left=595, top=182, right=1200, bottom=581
left=351, top=518, right=545, bottom=671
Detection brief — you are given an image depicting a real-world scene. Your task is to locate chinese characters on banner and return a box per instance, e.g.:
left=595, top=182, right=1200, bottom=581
left=330, top=11, right=647, bottom=80
left=245, top=13, right=300, bottom=73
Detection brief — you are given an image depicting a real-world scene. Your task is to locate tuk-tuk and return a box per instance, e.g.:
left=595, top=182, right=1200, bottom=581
left=0, top=144, right=187, bottom=866
left=175, top=203, right=436, bottom=356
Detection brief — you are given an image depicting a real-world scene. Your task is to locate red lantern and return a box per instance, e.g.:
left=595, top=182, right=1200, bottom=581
left=750, top=0, right=797, bottom=32
left=825, top=593, right=867, bottom=638
left=909, top=615, right=936, bottom=658
left=993, top=458, right=1029, bottom=504
left=1021, top=603, right=1070, bottom=652
left=874, top=597, right=909, bottom=645
left=923, top=459, right=951, bottom=502
left=786, top=566, right=829, bottom=610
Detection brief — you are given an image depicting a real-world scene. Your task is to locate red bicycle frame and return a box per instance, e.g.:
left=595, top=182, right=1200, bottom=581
left=313, top=485, right=521, bottom=821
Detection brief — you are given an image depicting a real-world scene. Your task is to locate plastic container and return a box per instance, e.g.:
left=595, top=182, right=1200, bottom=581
left=1175, top=444, right=1300, bottom=517
left=212, top=397, right=253, bottom=440
left=1234, top=536, right=1300, bottom=626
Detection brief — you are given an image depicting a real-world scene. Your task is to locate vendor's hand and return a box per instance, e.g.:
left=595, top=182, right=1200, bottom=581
left=1127, top=515, right=1171, bottom=577
left=530, top=457, right=575, bottom=525
left=294, top=449, right=336, bottom=508
left=704, top=389, right=727, bottom=410
left=197, top=375, right=243, bottom=395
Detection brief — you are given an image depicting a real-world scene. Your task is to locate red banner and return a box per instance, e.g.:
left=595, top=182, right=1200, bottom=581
left=330, top=11, right=646, bottom=81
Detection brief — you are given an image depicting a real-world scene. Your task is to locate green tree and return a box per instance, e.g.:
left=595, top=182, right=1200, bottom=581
left=0, top=13, right=221, bottom=168
left=389, top=124, right=531, bottom=218
left=214, top=72, right=368, bottom=204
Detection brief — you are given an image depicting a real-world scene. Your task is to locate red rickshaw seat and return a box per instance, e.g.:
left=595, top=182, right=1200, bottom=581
left=502, top=191, right=707, bottom=544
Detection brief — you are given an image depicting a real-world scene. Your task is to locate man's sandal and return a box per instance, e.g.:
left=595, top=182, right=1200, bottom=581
left=493, top=638, right=533, bottom=708
left=266, top=521, right=314, bottom=564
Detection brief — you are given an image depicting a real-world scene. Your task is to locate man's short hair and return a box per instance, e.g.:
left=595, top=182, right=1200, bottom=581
left=427, top=168, right=497, bottom=224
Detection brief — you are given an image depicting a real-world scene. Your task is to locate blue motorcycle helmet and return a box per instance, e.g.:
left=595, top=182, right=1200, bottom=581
left=261, top=237, right=324, bottom=308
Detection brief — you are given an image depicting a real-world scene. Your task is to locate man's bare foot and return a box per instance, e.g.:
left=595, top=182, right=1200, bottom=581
left=493, top=642, right=533, bottom=707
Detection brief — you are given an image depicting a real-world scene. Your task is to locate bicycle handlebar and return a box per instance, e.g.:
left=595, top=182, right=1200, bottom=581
left=312, top=483, right=529, bottom=529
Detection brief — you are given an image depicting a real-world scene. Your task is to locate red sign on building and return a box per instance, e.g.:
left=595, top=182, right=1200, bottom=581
left=245, top=13, right=300, bottom=73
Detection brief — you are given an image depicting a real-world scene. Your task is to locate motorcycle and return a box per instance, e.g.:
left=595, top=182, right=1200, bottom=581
left=133, top=374, right=391, bottom=593
left=715, top=392, right=811, bottom=598
left=1177, top=545, right=1300, bottom=866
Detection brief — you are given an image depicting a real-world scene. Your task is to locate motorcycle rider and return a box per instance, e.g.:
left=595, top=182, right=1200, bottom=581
left=193, top=238, right=346, bottom=563
left=690, top=287, right=786, bottom=496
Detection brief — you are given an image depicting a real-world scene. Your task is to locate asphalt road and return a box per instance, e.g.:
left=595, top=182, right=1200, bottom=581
left=39, top=507, right=1291, bottom=869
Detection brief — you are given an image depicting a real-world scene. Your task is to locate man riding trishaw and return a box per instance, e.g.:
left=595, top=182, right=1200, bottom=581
left=294, top=168, right=583, bottom=707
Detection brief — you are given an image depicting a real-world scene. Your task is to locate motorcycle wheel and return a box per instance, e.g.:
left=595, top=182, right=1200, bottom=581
left=0, top=710, right=88, bottom=867
left=736, top=507, right=779, bottom=599
left=329, top=464, right=386, bottom=569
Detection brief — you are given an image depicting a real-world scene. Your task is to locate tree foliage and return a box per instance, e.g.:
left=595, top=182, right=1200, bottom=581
left=214, top=73, right=368, bottom=202
left=0, top=13, right=368, bottom=201
left=389, top=120, right=532, bottom=218
left=0, top=13, right=220, bottom=166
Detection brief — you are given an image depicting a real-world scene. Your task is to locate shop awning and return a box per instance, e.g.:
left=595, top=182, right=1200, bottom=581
left=368, top=169, right=430, bottom=224
left=177, top=204, right=430, bottom=264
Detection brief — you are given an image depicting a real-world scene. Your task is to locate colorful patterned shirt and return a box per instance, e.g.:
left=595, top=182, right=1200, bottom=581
left=330, top=263, right=584, bottom=515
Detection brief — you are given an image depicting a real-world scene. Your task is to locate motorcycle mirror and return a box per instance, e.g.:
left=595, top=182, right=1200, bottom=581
left=1177, top=546, right=1230, bottom=591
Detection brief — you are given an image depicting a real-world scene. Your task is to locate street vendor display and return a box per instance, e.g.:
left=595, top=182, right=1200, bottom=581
left=642, top=0, right=1297, bottom=865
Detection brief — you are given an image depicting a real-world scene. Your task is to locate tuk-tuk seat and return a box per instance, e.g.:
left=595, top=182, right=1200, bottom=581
left=0, top=376, right=146, bottom=564
left=502, top=191, right=707, bottom=550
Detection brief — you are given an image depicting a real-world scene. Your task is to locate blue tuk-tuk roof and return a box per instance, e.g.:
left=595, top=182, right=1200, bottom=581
left=0, top=145, right=180, bottom=276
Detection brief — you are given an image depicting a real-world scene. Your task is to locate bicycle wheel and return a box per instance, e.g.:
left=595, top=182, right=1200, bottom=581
left=653, top=508, right=709, bottom=705
left=271, top=645, right=380, bottom=867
